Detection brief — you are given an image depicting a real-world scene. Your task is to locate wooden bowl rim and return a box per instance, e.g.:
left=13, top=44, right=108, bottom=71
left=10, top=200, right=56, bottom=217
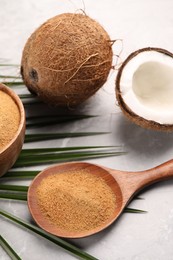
left=0, top=83, right=25, bottom=154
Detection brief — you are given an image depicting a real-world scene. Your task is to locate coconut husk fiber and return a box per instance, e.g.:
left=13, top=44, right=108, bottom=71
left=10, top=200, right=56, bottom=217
left=21, top=13, right=113, bottom=107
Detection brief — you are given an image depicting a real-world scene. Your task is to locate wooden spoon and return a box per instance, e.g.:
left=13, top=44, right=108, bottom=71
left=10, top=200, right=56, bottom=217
left=28, top=160, right=173, bottom=238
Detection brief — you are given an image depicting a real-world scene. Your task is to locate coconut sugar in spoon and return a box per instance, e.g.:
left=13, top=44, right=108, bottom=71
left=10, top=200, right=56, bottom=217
left=28, top=160, right=173, bottom=238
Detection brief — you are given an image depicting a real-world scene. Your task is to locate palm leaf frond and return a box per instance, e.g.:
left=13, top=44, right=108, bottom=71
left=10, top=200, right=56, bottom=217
left=0, top=184, right=28, bottom=192
left=124, top=208, right=147, bottom=213
left=20, top=146, right=119, bottom=156
left=0, top=209, right=98, bottom=260
left=2, top=171, right=39, bottom=179
left=0, top=193, right=27, bottom=201
left=24, top=132, right=110, bottom=143
left=0, top=75, right=21, bottom=79
left=2, top=81, right=24, bottom=86
left=0, top=235, right=21, bottom=260
left=14, top=151, right=124, bottom=168
left=26, top=115, right=97, bottom=128
left=0, top=64, right=19, bottom=67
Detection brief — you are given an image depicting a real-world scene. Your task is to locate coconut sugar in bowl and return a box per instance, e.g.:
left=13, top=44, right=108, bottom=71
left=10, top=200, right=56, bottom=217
left=0, top=83, right=25, bottom=177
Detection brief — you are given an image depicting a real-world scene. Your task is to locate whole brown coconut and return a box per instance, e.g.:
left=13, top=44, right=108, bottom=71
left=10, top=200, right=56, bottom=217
left=21, top=13, right=113, bottom=107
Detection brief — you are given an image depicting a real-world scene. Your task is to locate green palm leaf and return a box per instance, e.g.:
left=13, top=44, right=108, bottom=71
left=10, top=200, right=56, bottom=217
left=26, top=115, right=96, bottom=128
left=124, top=208, right=146, bottom=213
left=0, top=184, right=28, bottom=192
left=20, top=146, right=119, bottom=156
left=18, top=94, right=42, bottom=104
left=0, top=209, right=98, bottom=260
left=0, top=64, right=19, bottom=67
left=3, top=171, right=39, bottom=178
left=24, top=132, right=110, bottom=143
left=0, top=193, right=27, bottom=201
left=14, top=151, right=124, bottom=168
left=14, top=146, right=123, bottom=166
left=19, top=94, right=35, bottom=99
left=0, top=235, right=21, bottom=260
left=2, top=81, right=24, bottom=86
left=0, top=75, right=21, bottom=79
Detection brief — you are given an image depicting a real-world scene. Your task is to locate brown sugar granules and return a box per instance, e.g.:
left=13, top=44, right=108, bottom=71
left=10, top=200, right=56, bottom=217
left=0, top=90, right=20, bottom=151
left=36, top=169, right=116, bottom=233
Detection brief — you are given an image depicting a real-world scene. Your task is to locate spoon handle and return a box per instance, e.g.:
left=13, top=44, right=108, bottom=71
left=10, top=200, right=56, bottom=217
left=111, top=159, right=173, bottom=201
left=130, top=159, right=173, bottom=198
left=138, top=159, right=173, bottom=185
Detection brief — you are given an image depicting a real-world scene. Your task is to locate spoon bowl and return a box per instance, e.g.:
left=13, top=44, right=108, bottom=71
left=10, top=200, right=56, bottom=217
left=28, top=159, right=173, bottom=238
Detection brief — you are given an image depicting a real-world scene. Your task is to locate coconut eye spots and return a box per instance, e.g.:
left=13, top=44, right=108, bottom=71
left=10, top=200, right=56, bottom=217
left=29, top=68, right=38, bottom=82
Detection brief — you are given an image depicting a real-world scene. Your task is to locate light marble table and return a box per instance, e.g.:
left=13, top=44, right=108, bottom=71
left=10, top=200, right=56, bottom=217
left=1, top=0, right=173, bottom=259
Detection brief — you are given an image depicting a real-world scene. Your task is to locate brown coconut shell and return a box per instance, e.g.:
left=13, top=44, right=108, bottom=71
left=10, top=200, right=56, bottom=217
left=116, top=47, right=173, bottom=131
left=21, top=13, right=113, bottom=107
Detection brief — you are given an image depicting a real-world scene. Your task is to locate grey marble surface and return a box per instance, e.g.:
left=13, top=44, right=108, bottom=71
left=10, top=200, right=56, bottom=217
left=1, top=0, right=173, bottom=259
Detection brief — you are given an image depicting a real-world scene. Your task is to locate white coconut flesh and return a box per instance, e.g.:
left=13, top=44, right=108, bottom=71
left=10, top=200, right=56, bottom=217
left=119, top=50, right=173, bottom=124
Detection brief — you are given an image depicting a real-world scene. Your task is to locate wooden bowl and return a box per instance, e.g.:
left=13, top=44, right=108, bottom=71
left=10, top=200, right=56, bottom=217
left=0, top=83, right=25, bottom=177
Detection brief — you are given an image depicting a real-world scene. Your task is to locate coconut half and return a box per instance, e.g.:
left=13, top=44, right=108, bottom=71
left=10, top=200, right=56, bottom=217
left=116, top=47, right=173, bottom=131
